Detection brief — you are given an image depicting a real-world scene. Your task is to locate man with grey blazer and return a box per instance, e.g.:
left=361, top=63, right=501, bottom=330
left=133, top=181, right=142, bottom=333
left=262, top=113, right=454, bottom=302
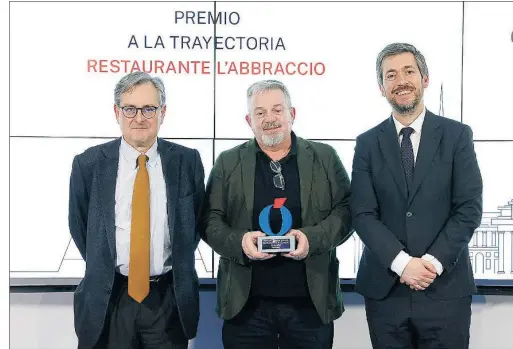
left=68, top=72, right=204, bottom=349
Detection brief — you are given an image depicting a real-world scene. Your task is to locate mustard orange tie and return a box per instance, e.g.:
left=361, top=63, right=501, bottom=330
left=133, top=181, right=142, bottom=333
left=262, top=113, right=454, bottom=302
left=128, top=154, right=150, bottom=303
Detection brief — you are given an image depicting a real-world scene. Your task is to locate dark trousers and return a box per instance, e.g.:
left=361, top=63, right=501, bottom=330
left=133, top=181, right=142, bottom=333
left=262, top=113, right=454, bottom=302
left=364, top=283, right=472, bottom=349
left=222, top=297, right=334, bottom=349
left=91, top=271, right=188, bottom=349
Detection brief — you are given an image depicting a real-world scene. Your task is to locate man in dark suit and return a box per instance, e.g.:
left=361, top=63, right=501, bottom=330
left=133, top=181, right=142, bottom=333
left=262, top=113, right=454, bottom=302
left=200, top=80, right=353, bottom=349
left=351, top=43, right=483, bottom=349
left=68, top=72, right=204, bottom=349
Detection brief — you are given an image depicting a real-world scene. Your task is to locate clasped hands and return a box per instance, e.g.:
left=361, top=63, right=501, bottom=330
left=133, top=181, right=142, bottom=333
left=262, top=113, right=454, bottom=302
left=241, top=229, right=309, bottom=261
left=400, top=257, right=438, bottom=291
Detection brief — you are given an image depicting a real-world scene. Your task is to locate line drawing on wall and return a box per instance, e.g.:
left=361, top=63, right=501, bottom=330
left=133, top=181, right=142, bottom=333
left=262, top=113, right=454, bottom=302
left=348, top=199, right=513, bottom=279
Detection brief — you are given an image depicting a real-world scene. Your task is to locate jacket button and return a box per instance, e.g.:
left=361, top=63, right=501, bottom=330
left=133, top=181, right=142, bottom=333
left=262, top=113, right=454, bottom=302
left=406, top=212, right=413, bottom=217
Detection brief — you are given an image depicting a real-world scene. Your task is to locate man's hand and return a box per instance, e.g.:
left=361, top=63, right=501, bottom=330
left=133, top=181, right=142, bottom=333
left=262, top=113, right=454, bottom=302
left=400, top=258, right=437, bottom=291
left=282, top=229, right=309, bottom=260
left=242, top=231, right=275, bottom=260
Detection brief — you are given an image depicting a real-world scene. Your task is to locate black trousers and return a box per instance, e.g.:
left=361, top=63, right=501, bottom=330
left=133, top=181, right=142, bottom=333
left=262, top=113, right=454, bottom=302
left=222, top=297, right=334, bottom=349
left=364, top=283, right=472, bottom=349
left=91, top=271, right=188, bottom=349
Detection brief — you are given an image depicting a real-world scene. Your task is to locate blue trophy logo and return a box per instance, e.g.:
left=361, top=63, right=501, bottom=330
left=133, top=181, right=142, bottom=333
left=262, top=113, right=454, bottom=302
left=258, top=198, right=292, bottom=236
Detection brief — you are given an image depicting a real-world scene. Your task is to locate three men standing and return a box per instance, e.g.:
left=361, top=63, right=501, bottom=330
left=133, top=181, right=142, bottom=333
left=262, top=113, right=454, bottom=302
left=70, top=41, right=483, bottom=349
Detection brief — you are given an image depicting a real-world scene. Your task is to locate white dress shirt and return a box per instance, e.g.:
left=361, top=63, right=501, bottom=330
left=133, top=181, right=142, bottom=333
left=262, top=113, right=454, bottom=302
left=114, top=137, right=171, bottom=276
left=390, top=108, right=444, bottom=277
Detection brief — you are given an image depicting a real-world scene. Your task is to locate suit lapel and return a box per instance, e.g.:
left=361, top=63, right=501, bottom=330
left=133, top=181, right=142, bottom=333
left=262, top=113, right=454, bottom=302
left=378, top=117, right=408, bottom=200
left=158, top=138, right=181, bottom=250
left=408, top=111, right=442, bottom=206
left=297, top=138, right=314, bottom=223
left=98, top=138, right=121, bottom=263
left=240, top=140, right=256, bottom=221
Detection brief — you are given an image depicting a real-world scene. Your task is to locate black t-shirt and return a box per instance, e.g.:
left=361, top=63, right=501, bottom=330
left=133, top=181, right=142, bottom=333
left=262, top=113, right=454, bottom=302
left=250, top=133, right=309, bottom=298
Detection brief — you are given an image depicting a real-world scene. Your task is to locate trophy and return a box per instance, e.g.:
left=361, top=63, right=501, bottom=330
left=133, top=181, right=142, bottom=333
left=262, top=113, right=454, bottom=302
left=257, top=198, right=295, bottom=253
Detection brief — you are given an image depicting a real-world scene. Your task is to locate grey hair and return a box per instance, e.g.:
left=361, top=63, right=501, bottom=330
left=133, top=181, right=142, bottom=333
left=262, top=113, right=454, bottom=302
left=246, top=80, right=292, bottom=114
left=376, top=43, right=429, bottom=86
left=114, top=72, right=166, bottom=106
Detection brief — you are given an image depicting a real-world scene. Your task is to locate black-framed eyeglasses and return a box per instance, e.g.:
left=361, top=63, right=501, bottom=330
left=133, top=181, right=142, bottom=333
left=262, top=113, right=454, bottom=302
left=270, top=160, right=285, bottom=190
left=118, top=105, right=160, bottom=119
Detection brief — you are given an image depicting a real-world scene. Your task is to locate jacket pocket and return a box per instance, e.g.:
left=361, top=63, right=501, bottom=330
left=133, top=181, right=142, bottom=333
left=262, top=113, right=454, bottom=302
left=312, top=176, right=332, bottom=213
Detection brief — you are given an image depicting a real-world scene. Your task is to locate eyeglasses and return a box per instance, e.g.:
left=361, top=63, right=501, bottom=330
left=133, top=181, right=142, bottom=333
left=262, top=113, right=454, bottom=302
left=118, top=105, right=160, bottom=119
left=270, top=160, right=285, bottom=190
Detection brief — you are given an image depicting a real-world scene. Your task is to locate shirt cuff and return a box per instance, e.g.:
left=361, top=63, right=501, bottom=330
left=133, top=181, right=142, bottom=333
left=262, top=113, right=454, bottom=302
left=422, top=254, right=444, bottom=275
left=390, top=250, right=412, bottom=277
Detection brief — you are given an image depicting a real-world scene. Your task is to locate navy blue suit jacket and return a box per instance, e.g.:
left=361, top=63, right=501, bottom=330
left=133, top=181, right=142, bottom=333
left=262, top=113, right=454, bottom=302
left=68, top=138, right=205, bottom=349
left=351, top=110, right=483, bottom=300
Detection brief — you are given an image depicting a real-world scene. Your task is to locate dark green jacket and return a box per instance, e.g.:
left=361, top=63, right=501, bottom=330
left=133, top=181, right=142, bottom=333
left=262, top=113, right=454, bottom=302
left=200, top=136, right=353, bottom=324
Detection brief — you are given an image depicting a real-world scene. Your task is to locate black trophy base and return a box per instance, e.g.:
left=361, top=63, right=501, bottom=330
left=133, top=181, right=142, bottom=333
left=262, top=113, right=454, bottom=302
left=257, top=236, right=295, bottom=253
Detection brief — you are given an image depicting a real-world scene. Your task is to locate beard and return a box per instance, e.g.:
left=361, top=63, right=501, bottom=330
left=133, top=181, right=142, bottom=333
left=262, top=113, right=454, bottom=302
left=388, top=86, right=423, bottom=115
left=258, top=119, right=290, bottom=147
left=261, top=131, right=285, bottom=147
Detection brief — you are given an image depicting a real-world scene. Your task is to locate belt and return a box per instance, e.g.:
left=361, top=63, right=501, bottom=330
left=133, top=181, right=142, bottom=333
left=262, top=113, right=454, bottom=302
left=149, top=272, right=171, bottom=283
left=115, top=269, right=173, bottom=285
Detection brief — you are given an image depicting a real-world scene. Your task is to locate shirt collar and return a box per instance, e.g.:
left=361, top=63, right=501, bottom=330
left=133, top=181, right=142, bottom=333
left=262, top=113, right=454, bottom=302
left=393, top=107, right=426, bottom=137
left=120, top=136, right=159, bottom=168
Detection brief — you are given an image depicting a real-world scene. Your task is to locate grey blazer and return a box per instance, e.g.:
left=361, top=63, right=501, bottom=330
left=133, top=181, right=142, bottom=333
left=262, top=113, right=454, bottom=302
left=68, top=137, right=205, bottom=349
